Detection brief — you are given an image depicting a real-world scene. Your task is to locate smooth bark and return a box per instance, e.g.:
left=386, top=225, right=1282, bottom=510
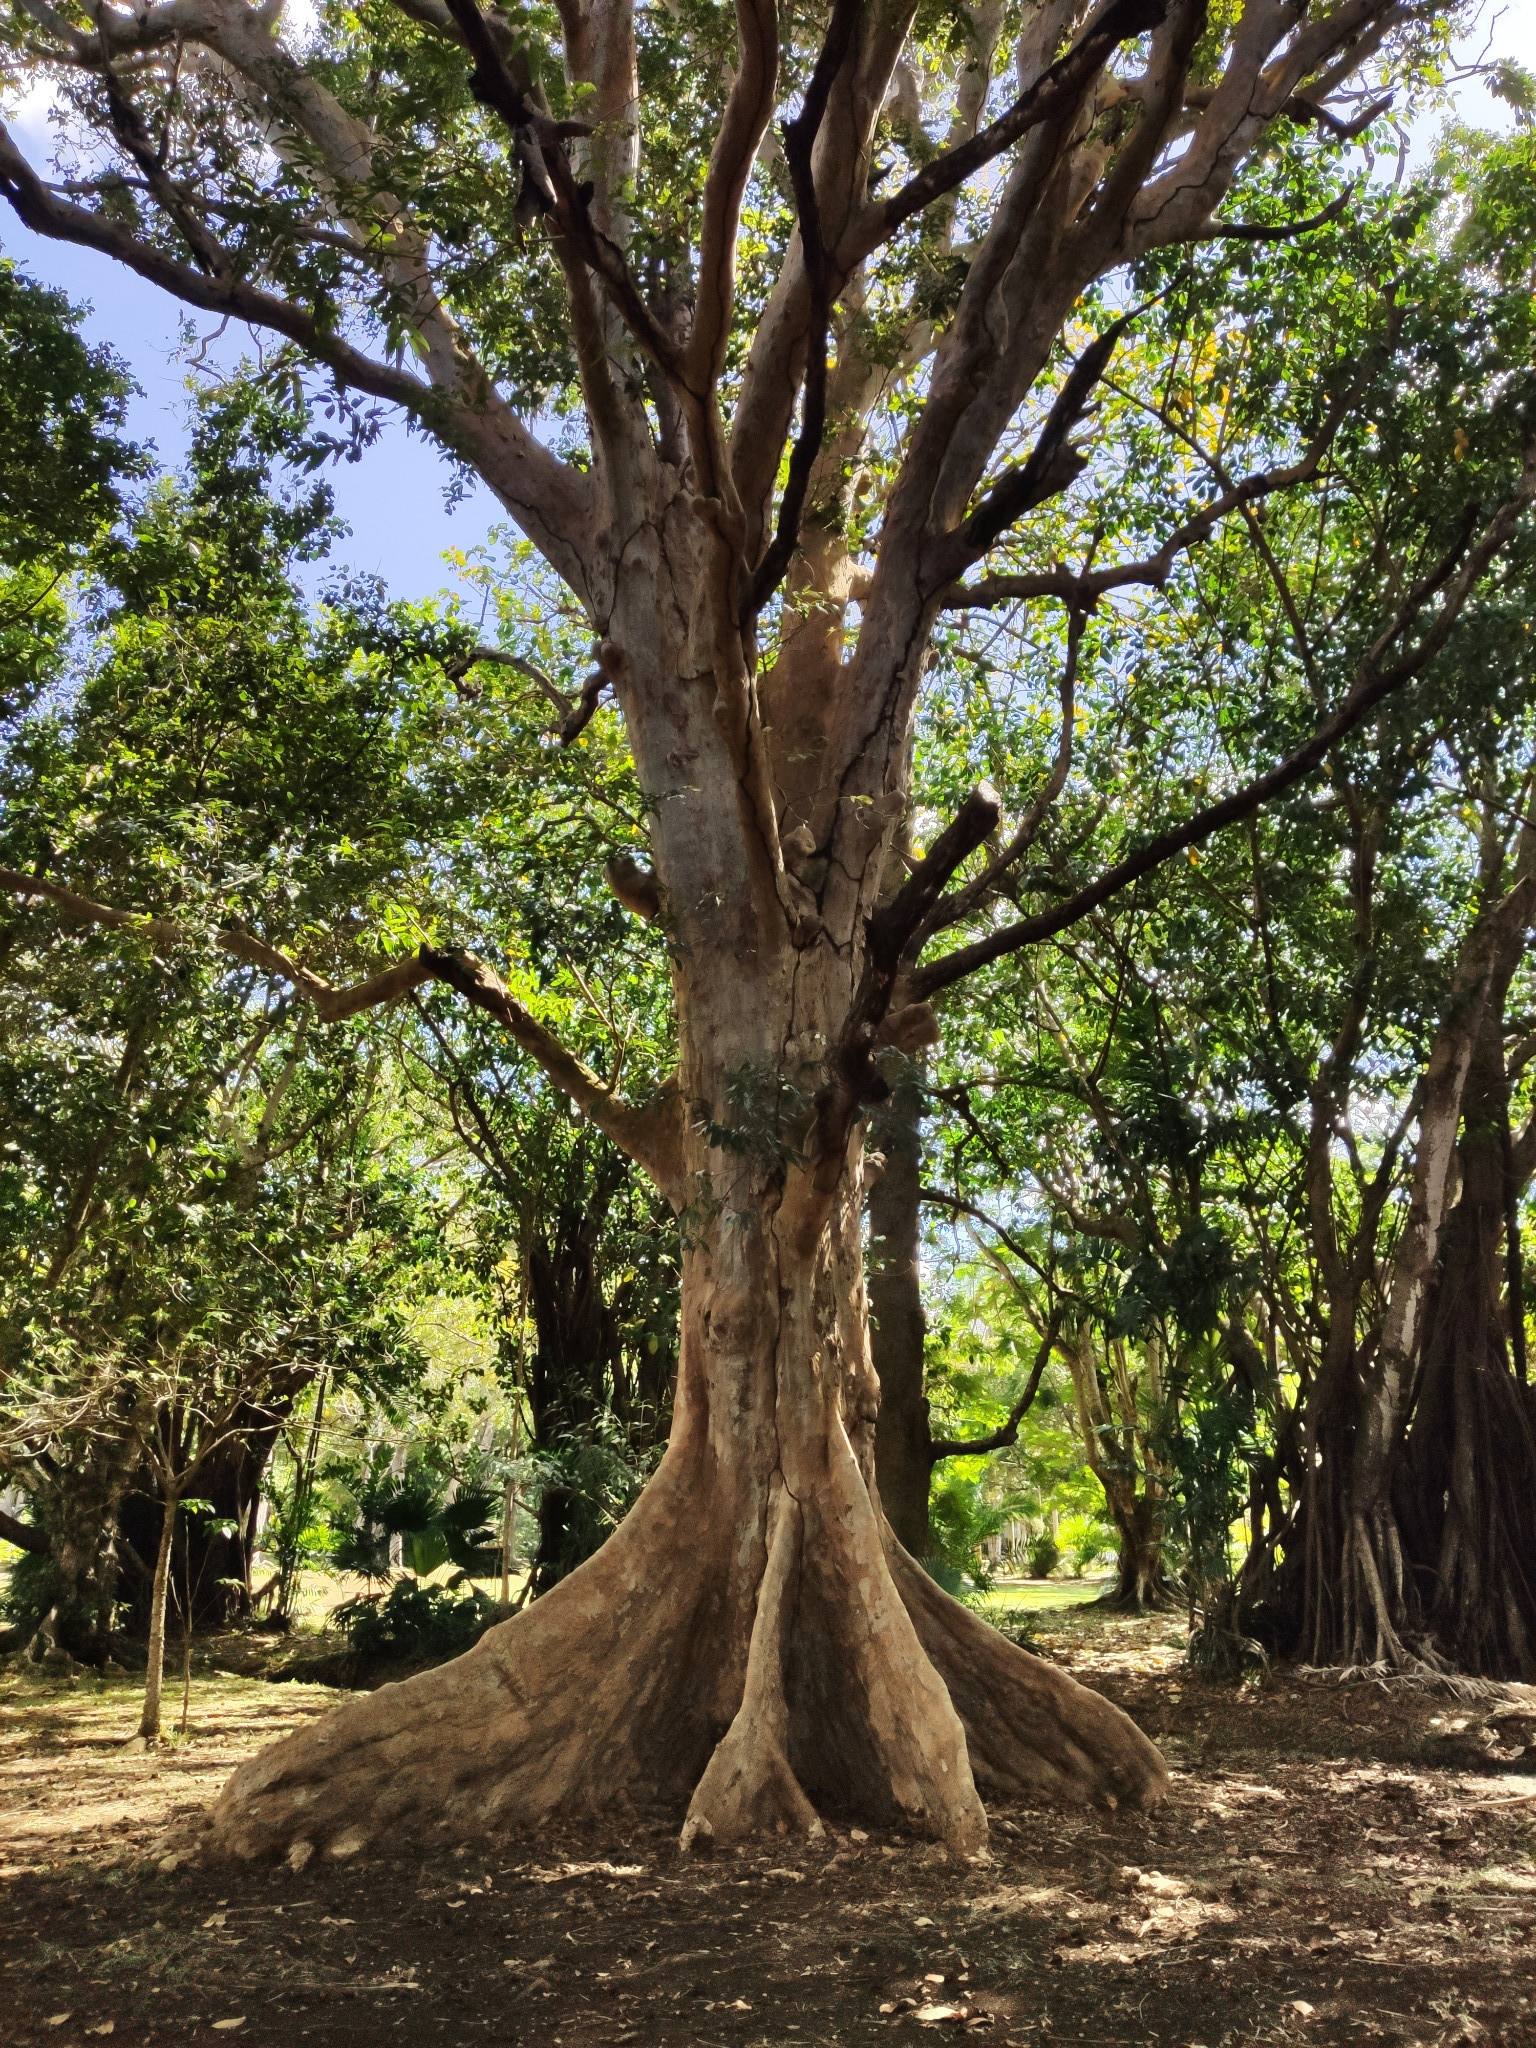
left=139, top=1494, right=178, bottom=1742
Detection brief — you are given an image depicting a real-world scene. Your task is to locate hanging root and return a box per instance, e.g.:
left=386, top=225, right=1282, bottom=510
left=888, top=1538, right=1169, bottom=1812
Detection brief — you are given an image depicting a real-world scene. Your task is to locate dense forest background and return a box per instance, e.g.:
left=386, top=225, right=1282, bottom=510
left=4, top=84, right=1536, bottom=1720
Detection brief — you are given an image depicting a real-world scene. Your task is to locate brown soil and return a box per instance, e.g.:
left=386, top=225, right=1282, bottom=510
left=2, top=1605, right=1534, bottom=2048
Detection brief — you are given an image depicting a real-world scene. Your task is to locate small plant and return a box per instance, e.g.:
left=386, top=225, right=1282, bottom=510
left=1025, top=1531, right=1061, bottom=1580
left=325, top=1447, right=501, bottom=1587
left=991, top=1611, right=1041, bottom=1653
left=1060, top=1513, right=1116, bottom=1578
left=333, top=1578, right=498, bottom=1666
left=926, top=1470, right=1026, bottom=1594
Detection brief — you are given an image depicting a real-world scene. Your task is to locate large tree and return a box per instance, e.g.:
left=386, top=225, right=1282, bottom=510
left=3, top=0, right=1532, bottom=1853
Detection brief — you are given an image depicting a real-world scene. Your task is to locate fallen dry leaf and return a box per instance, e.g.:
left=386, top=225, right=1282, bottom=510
left=44, top=2018, right=70, bottom=2030
left=211, top=2020, right=245, bottom=2032
left=914, top=2004, right=967, bottom=2023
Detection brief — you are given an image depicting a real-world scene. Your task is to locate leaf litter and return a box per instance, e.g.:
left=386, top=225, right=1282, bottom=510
left=2, top=1608, right=1535, bottom=2045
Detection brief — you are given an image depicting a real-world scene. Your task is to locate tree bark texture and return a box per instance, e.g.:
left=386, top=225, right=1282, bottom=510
left=213, top=610, right=1167, bottom=1856
left=1398, top=1004, right=1536, bottom=1676
left=1297, top=829, right=1536, bottom=1671
left=868, top=1075, right=933, bottom=1558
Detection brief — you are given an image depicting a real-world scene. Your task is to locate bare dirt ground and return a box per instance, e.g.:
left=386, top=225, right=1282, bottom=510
left=2, top=1605, right=1534, bottom=2048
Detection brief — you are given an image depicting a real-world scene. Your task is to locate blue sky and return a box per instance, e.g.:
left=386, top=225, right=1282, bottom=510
left=1, top=5, right=1532, bottom=607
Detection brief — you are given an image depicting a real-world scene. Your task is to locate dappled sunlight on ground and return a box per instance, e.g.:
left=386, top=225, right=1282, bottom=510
left=1, top=1605, right=1533, bottom=2047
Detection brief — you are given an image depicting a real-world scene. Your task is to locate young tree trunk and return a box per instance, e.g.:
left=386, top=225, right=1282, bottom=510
left=139, top=1493, right=178, bottom=1742
left=1062, top=1324, right=1171, bottom=1611
left=213, top=774, right=1167, bottom=1859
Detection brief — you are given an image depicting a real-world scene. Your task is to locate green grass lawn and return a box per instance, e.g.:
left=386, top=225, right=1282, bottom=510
left=973, top=1575, right=1112, bottom=1619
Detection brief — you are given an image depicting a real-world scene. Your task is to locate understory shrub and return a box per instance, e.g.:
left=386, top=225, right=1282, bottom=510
left=333, top=1577, right=499, bottom=1666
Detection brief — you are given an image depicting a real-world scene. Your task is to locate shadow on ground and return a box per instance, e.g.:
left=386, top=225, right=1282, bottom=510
left=1, top=1605, right=1533, bottom=2047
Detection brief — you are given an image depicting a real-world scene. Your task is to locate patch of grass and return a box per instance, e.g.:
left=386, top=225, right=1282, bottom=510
left=973, top=1576, right=1112, bottom=1620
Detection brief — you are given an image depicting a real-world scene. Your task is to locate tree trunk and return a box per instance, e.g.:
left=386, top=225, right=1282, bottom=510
left=1063, top=1324, right=1171, bottom=1611
left=139, top=1493, right=177, bottom=1742
left=1398, top=1005, right=1536, bottom=1676
left=213, top=886, right=1166, bottom=1859
left=119, top=1397, right=288, bottom=1631
left=868, top=1072, right=933, bottom=1558
left=1297, top=830, right=1536, bottom=1671
left=213, top=519, right=1168, bottom=1856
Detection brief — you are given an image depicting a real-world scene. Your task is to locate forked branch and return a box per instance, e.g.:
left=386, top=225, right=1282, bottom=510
left=846, top=0, right=1168, bottom=266
left=748, top=0, right=864, bottom=614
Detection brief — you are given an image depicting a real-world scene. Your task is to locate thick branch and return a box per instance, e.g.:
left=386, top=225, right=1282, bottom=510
left=0, top=870, right=682, bottom=1193
left=868, top=783, right=1004, bottom=983
left=938, top=319, right=1130, bottom=577
left=849, top=0, right=1168, bottom=265
left=0, top=1507, right=50, bottom=1556
left=683, top=0, right=779, bottom=394
left=0, top=121, right=592, bottom=581
left=1210, top=184, right=1355, bottom=244
left=915, top=449, right=1536, bottom=997
left=747, top=0, right=863, bottom=614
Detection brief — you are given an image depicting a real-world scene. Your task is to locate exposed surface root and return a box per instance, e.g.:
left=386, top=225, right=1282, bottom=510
left=212, top=1443, right=1166, bottom=1865
left=213, top=1459, right=724, bottom=1863
left=889, top=1538, right=1169, bottom=1812
left=682, top=1483, right=821, bottom=1850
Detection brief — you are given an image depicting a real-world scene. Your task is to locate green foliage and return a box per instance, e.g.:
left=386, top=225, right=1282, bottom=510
left=926, top=1465, right=1025, bottom=1593
left=0, top=262, right=142, bottom=575
left=325, top=1444, right=500, bottom=1585
left=1060, top=1514, right=1117, bottom=1578
left=333, top=1577, right=499, bottom=1666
